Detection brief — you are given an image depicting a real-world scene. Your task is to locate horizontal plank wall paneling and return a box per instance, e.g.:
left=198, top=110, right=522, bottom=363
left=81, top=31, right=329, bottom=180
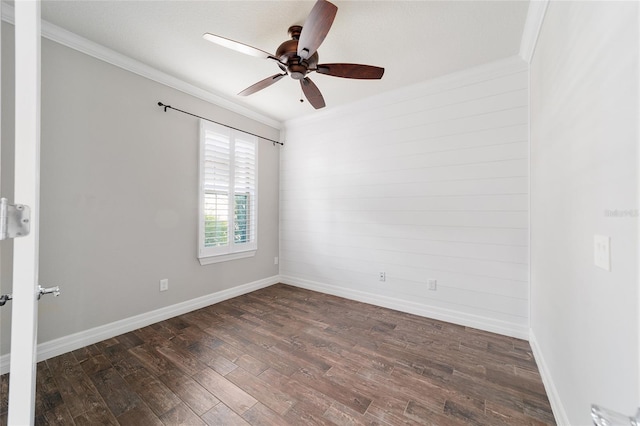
left=281, top=56, right=529, bottom=338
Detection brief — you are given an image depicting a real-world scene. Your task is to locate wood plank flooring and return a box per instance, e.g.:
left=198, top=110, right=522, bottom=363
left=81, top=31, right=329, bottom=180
left=0, top=284, right=555, bottom=425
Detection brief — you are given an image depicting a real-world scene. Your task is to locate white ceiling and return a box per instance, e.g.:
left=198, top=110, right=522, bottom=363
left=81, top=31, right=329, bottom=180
left=39, top=0, right=529, bottom=123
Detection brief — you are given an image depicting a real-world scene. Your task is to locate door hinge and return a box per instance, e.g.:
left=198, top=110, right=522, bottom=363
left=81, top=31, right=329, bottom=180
left=0, top=197, right=31, bottom=240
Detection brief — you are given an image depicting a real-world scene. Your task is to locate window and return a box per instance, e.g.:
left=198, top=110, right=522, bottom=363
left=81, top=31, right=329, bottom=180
left=199, top=120, right=257, bottom=264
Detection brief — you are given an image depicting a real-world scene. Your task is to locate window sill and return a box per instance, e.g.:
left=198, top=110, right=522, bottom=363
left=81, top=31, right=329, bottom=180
left=198, top=250, right=256, bottom=265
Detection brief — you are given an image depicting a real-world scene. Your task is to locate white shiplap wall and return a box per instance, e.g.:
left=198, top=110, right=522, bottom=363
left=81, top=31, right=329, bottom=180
left=280, top=56, right=529, bottom=338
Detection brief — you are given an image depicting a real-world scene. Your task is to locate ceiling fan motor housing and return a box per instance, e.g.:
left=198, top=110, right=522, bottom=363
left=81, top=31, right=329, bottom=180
left=276, top=26, right=319, bottom=80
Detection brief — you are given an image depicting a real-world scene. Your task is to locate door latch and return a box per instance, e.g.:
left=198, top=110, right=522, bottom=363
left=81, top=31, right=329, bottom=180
left=0, top=293, right=12, bottom=306
left=0, top=198, right=30, bottom=240
left=592, top=404, right=640, bottom=425
left=0, top=286, right=61, bottom=305
left=37, top=285, right=60, bottom=300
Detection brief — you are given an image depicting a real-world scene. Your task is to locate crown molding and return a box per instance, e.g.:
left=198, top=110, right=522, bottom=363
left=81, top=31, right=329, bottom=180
left=0, top=2, right=282, bottom=130
left=285, top=55, right=528, bottom=128
left=519, top=0, right=550, bottom=64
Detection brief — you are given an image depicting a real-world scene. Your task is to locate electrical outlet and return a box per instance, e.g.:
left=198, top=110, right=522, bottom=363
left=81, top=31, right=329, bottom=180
left=274, top=256, right=279, bottom=265
left=159, top=279, right=169, bottom=292
left=594, top=235, right=611, bottom=271
left=379, top=272, right=386, bottom=282
left=428, top=279, right=437, bottom=291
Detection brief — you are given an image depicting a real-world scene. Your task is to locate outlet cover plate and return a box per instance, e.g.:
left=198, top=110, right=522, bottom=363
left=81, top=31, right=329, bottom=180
left=428, top=279, right=437, bottom=290
left=160, top=279, right=169, bottom=292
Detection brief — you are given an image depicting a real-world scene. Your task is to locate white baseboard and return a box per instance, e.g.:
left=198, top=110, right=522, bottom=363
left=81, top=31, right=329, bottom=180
left=280, top=275, right=529, bottom=340
left=529, top=329, right=570, bottom=425
left=0, top=275, right=279, bottom=375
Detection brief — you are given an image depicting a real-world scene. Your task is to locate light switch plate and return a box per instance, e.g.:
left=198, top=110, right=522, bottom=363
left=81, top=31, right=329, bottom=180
left=594, top=235, right=611, bottom=271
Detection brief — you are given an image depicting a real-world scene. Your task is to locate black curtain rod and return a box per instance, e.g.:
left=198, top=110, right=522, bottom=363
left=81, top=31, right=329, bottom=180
left=157, top=102, right=284, bottom=146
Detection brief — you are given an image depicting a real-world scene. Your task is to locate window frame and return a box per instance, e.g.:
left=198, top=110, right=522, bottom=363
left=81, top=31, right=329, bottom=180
left=198, top=120, right=258, bottom=265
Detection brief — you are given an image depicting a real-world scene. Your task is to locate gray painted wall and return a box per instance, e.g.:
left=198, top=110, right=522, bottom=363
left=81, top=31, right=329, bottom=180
left=1, top=26, right=280, bottom=355
left=0, top=24, right=16, bottom=359
left=530, top=2, right=639, bottom=424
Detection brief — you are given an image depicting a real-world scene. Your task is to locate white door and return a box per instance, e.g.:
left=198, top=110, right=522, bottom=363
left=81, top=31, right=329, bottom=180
left=6, top=1, right=41, bottom=424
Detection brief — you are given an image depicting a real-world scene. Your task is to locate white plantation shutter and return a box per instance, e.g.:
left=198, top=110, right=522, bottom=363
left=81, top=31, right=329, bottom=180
left=199, top=121, right=258, bottom=261
left=234, top=137, right=256, bottom=245
left=203, top=128, right=231, bottom=248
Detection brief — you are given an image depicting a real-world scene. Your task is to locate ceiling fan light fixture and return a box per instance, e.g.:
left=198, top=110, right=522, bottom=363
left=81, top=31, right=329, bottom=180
left=288, top=62, right=308, bottom=80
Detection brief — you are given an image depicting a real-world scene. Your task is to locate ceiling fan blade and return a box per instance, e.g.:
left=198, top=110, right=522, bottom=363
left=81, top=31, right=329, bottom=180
left=238, top=73, right=287, bottom=96
left=297, top=0, right=338, bottom=60
left=315, top=63, right=385, bottom=79
left=300, top=77, right=326, bottom=109
left=203, top=33, right=274, bottom=60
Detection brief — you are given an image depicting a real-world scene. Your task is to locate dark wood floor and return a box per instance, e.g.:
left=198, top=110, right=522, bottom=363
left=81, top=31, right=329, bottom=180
left=0, top=284, right=555, bottom=425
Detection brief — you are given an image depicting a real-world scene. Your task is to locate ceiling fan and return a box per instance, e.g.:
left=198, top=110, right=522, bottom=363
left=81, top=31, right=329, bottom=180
left=203, top=0, right=384, bottom=109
